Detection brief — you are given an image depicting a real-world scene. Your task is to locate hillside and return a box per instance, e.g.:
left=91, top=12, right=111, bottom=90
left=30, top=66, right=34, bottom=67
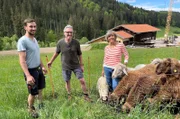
left=0, top=0, right=180, bottom=45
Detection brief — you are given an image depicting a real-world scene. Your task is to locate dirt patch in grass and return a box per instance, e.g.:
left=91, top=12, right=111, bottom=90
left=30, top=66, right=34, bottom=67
left=0, top=45, right=92, bottom=56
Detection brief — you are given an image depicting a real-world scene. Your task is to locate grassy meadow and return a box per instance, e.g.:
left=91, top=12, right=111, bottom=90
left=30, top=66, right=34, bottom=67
left=156, top=26, right=180, bottom=38
left=1, top=47, right=180, bottom=119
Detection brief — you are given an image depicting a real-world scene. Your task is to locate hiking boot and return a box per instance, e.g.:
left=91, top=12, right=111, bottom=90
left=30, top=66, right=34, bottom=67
left=84, top=93, right=92, bottom=102
left=28, top=106, right=39, bottom=118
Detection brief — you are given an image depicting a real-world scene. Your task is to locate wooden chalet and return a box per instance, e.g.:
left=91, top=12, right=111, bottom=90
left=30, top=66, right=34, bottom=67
left=86, top=35, right=107, bottom=44
left=87, top=24, right=160, bottom=47
left=115, top=30, right=133, bottom=45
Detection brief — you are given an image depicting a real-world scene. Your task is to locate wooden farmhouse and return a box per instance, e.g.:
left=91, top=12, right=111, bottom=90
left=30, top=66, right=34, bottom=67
left=87, top=24, right=160, bottom=47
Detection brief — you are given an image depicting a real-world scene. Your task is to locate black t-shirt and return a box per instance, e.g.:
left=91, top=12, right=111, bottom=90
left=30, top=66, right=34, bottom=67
left=56, top=38, right=82, bottom=70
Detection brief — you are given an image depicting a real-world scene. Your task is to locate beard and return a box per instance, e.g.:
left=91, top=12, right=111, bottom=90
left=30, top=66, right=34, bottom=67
left=28, top=31, right=36, bottom=36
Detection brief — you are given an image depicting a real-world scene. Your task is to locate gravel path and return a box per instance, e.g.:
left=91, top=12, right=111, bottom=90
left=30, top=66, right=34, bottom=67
left=0, top=47, right=56, bottom=56
left=0, top=37, right=180, bottom=56
left=154, top=36, right=180, bottom=48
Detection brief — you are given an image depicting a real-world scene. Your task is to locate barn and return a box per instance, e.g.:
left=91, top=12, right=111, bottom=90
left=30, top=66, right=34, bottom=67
left=87, top=24, right=160, bottom=47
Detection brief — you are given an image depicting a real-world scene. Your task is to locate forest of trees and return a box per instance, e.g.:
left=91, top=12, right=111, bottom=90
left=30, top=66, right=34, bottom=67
left=0, top=0, right=180, bottom=50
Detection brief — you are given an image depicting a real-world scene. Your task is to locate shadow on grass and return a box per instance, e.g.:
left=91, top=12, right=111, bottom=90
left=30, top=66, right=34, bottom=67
left=44, top=92, right=59, bottom=100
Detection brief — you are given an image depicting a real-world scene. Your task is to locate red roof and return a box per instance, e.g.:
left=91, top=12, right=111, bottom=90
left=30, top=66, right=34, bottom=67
left=121, top=24, right=160, bottom=33
left=115, top=31, right=133, bottom=39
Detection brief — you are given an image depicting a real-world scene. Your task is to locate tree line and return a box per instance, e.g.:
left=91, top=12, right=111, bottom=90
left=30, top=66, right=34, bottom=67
left=0, top=0, right=180, bottom=50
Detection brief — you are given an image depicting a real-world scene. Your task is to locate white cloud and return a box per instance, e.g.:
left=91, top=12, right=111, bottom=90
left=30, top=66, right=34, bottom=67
left=131, top=2, right=180, bottom=12
left=117, top=0, right=136, bottom=3
left=135, top=4, right=165, bottom=11
left=117, top=0, right=180, bottom=12
left=135, top=5, right=180, bottom=12
left=126, top=0, right=136, bottom=3
left=175, top=0, right=180, bottom=3
left=131, top=2, right=163, bottom=10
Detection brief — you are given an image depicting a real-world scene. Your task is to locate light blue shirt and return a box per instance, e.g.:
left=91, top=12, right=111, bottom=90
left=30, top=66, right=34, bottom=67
left=17, top=36, right=40, bottom=68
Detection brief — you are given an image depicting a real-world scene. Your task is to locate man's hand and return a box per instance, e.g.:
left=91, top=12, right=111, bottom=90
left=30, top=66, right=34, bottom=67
left=47, top=62, right=52, bottom=68
left=42, top=66, right=47, bottom=75
left=26, top=75, right=35, bottom=85
left=80, top=65, right=84, bottom=72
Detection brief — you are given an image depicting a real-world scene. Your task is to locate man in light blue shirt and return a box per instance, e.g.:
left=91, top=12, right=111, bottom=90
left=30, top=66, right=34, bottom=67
left=17, top=18, right=47, bottom=118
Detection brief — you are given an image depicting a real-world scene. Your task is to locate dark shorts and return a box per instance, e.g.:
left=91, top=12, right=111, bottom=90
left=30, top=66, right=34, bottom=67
left=24, top=66, right=46, bottom=95
left=62, top=67, right=84, bottom=81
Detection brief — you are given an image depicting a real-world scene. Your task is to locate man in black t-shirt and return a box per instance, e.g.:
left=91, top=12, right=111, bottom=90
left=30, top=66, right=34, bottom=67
left=47, top=25, right=91, bottom=101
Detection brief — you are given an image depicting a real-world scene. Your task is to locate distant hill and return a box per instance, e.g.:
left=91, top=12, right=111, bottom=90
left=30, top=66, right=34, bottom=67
left=0, top=0, right=180, bottom=42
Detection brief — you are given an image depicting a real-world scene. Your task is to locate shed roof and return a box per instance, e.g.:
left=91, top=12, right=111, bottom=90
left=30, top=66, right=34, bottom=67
left=115, top=31, right=133, bottom=39
left=112, top=24, right=160, bottom=34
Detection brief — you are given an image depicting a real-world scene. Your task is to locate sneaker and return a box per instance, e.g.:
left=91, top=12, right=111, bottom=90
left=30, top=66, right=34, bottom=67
left=84, top=94, right=92, bottom=102
left=68, top=94, right=72, bottom=100
left=38, top=103, right=44, bottom=109
left=28, top=106, right=39, bottom=118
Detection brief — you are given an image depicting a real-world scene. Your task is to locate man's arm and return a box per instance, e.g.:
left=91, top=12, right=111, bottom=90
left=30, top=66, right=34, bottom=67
left=18, top=51, right=35, bottom=85
left=47, top=52, right=59, bottom=68
left=79, top=55, right=84, bottom=66
left=79, top=55, right=84, bottom=72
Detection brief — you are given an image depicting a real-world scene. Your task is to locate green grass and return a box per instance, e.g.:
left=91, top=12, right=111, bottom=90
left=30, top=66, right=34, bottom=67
left=0, top=47, right=180, bottom=119
left=156, top=26, right=180, bottom=38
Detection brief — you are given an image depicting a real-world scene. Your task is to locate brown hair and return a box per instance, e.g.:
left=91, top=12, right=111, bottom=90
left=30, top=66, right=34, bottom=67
left=105, top=30, right=117, bottom=42
left=23, top=18, right=36, bottom=26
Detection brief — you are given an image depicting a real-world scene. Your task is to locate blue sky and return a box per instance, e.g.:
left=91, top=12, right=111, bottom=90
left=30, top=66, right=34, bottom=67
left=117, top=0, right=180, bottom=12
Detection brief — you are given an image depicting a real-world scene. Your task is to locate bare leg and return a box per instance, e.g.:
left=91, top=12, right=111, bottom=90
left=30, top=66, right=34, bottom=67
left=65, top=80, right=71, bottom=94
left=38, top=89, right=43, bottom=103
left=79, top=78, right=88, bottom=94
left=28, top=94, right=35, bottom=107
left=65, top=80, right=72, bottom=100
left=79, top=78, right=92, bottom=102
left=28, top=94, right=38, bottom=118
left=37, top=89, right=44, bottom=109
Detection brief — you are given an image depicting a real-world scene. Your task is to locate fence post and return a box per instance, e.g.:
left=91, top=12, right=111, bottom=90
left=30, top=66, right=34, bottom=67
left=88, top=56, right=91, bottom=94
left=46, top=56, right=55, bottom=98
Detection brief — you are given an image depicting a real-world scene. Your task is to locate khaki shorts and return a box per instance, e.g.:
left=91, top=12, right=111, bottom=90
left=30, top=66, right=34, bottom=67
left=62, top=67, right=84, bottom=81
